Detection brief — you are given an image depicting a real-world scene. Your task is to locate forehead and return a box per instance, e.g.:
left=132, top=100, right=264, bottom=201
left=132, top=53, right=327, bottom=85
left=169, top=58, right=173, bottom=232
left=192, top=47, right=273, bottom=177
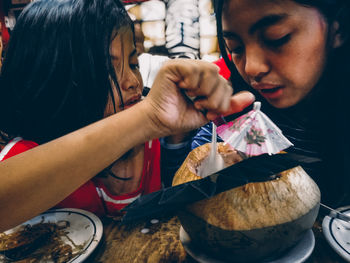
left=110, top=27, right=135, bottom=57
left=223, top=0, right=296, bottom=14
left=222, top=0, right=309, bottom=28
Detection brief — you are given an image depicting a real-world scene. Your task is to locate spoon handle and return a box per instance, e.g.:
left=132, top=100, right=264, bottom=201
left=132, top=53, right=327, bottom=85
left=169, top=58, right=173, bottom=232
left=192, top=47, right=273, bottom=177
left=209, top=123, right=217, bottom=163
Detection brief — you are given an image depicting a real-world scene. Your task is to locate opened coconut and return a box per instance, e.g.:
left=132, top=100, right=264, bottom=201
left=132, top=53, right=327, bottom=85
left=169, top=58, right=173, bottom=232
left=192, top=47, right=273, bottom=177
left=173, top=142, right=320, bottom=262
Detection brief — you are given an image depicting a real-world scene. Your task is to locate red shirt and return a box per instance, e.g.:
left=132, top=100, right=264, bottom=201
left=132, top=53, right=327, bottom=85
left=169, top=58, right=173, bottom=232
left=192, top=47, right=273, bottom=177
left=0, top=137, right=161, bottom=217
left=0, top=2, right=10, bottom=47
left=214, top=56, right=231, bottom=80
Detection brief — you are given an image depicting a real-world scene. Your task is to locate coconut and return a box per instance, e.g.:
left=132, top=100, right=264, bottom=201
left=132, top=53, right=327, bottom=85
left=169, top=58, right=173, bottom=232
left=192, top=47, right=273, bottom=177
left=173, top=143, right=320, bottom=262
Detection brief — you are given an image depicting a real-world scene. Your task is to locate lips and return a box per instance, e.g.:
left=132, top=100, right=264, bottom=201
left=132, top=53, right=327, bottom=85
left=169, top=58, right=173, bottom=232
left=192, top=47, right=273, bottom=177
left=123, top=94, right=142, bottom=109
left=251, top=83, right=284, bottom=100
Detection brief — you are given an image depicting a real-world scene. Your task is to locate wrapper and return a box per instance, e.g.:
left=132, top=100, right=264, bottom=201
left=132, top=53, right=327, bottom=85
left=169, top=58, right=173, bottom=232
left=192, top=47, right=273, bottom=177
left=217, top=101, right=293, bottom=156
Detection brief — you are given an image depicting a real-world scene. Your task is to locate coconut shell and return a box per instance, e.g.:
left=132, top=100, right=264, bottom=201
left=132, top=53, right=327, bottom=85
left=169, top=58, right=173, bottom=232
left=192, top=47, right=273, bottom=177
left=173, top=143, right=320, bottom=262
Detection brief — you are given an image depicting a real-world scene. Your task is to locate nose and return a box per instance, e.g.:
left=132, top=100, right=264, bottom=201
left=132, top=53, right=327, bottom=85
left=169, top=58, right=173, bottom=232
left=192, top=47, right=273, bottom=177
left=244, top=45, right=270, bottom=81
left=120, top=69, right=141, bottom=91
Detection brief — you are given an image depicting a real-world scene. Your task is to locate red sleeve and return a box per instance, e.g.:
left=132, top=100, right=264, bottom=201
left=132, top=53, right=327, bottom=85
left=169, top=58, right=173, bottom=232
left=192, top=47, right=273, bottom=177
left=214, top=56, right=231, bottom=80
left=0, top=2, right=10, bottom=47
left=0, top=138, right=105, bottom=216
left=142, top=139, right=162, bottom=194
left=55, top=181, right=105, bottom=216
left=0, top=139, right=39, bottom=161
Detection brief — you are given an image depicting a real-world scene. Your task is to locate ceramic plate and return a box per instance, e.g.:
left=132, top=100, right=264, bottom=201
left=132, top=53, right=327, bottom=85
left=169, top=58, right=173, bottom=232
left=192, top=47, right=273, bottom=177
left=1, top=208, right=103, bottom=263
left=179, top=227, right=315, bottom=263
left=322, top=205, right=350, bottom=262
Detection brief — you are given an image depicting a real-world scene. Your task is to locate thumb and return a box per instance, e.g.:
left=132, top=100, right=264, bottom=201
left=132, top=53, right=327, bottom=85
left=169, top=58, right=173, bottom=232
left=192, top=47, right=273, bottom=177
left=206, top=91, right=255, bottom=120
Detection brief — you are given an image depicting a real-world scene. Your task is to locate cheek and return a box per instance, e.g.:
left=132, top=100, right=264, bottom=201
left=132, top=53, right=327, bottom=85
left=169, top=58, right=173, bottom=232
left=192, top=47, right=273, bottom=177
left=136, top=71, right=143, bottom=89
left=277, top=39, right=326, bottom=92
left=232, top=58, right=248, bottom=81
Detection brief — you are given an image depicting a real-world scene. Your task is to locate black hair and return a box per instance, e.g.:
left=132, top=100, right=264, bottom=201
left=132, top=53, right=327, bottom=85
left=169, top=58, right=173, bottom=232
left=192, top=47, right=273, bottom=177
left=0, top=0, right=133, bottom=144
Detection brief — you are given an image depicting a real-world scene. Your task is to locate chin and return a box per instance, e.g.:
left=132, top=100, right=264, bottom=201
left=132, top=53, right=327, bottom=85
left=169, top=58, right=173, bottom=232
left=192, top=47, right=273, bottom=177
left=266, top=98, right=299, bottom=109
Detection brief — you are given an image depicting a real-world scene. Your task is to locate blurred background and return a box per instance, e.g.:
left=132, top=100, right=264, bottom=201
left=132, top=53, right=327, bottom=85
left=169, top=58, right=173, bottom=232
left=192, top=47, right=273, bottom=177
left=0, top=0, right=219, bottom=62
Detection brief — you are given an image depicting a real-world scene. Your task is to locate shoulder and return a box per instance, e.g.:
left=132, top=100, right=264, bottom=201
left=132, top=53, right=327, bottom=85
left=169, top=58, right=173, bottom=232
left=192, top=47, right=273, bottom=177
left=0, top=137, right=39, bottom=161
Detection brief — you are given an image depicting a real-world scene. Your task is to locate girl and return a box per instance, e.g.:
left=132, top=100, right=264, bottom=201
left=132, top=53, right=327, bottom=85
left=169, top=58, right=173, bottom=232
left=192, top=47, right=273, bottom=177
left=0, top=0, right=254, bottom=231
left=193, top=0, right=350, bottom=207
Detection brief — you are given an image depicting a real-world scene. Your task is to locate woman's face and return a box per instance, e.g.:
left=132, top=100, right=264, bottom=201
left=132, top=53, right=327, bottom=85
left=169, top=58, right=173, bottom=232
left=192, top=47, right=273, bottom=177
left=104, top=27, right=143, bottom=117
left=222, top=0, right=329, bottom=108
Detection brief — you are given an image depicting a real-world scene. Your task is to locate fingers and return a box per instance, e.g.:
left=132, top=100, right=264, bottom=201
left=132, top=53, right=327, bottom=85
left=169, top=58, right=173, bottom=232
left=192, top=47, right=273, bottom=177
left=177, top=60, right=253, bottom=115
left=193, top=75, right=232, bottom=113
left=228, top=91, right=256, bottom=113
left=179, top=61, right=223, bottom=99
left=159, top=59, right=255, bottom=120
left=206, top=91, right=255, bottom=120
left=163, top=59, right=233, bottom=110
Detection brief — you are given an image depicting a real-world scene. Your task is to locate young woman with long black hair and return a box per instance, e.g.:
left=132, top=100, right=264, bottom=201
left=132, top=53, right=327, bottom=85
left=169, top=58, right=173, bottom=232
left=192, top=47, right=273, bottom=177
left=193, top=0, right=350, bottom=207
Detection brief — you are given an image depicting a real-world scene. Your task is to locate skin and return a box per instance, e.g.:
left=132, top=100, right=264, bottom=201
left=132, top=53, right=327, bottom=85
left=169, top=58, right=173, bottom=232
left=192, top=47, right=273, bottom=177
left=222, top=0, right=330, bottom=108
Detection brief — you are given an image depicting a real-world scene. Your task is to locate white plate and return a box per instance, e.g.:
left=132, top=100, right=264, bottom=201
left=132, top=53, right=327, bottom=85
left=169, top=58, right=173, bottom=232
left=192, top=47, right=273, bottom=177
left=179, top=226, right=315, bottom=263
left=322, top=205, right=350, bottom=262
left=1, top=208, right=103, bottom=263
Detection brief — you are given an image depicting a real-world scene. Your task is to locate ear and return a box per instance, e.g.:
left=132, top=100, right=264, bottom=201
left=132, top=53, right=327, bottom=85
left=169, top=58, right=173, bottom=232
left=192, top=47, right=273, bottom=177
left=331, top=21, right=346, bottom=49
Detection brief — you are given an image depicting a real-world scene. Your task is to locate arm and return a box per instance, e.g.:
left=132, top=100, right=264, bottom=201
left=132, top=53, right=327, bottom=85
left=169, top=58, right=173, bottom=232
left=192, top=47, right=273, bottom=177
left=0, top=106, right=153, bottom=231
left=0, top=59, right=254, bottom=231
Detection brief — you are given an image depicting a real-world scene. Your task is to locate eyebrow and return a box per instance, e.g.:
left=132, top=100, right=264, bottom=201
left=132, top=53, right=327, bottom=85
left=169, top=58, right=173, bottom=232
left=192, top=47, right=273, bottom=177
left=223, top=14, right=289, bottom=39
left=249, top=14, right=289, bottom=34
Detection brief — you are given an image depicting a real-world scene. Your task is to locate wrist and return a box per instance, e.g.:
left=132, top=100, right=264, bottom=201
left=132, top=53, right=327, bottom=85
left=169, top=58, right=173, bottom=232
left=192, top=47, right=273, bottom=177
left=135, top=100, right=169, bottom=141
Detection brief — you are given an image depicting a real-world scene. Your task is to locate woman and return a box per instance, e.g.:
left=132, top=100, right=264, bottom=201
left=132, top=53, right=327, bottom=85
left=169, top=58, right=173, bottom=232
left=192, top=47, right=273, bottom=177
left=0, top=0, right=254, bottom=232
left=193, top=0, right=350, bottom=207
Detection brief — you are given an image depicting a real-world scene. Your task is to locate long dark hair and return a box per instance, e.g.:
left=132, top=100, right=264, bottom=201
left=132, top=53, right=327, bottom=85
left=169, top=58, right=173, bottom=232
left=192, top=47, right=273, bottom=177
left=0, top=0, right=133, bottom=144
left=214, top=0, right=350, bottom=206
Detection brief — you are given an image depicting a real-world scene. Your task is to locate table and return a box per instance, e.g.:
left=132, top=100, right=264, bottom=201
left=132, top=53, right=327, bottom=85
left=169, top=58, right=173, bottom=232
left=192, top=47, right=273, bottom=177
left=88, top=213, right=347, bottom=263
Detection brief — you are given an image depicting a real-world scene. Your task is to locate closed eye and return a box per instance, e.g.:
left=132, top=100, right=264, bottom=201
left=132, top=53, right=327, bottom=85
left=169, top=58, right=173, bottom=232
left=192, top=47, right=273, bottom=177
left=264, top=34, right=291, bottom=48
left=224, top=39, right=244, bottom=56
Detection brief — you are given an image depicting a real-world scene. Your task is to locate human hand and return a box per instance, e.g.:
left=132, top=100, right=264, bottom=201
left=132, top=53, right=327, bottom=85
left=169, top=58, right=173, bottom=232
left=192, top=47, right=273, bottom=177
left=143, top=59, right=255, bottom=138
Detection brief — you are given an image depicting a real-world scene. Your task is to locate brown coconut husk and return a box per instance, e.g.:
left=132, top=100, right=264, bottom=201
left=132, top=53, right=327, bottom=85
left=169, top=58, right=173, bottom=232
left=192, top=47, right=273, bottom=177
left=173, top=143, right=320, bottom=262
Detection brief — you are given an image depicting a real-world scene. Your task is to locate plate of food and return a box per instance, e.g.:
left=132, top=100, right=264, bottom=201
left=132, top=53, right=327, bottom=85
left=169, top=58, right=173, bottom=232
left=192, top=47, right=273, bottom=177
left=0, top=208, right=103, bottom=262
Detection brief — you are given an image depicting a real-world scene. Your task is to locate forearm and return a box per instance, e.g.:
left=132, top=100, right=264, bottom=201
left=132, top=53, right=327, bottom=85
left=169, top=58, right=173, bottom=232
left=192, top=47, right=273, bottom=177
left=0, top=102, right=156, bottom=231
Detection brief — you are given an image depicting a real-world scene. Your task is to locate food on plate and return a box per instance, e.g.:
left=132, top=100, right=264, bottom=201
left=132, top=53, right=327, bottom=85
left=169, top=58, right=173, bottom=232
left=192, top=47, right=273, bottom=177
left=0, top=220, right=82, bottom=262
left=173, top=142, right=320, bottom=262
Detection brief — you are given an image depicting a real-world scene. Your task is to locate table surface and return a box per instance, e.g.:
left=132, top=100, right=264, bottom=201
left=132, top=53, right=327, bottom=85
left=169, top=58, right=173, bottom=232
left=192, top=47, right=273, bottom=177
left=87, top=213, right=348, bottom=263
